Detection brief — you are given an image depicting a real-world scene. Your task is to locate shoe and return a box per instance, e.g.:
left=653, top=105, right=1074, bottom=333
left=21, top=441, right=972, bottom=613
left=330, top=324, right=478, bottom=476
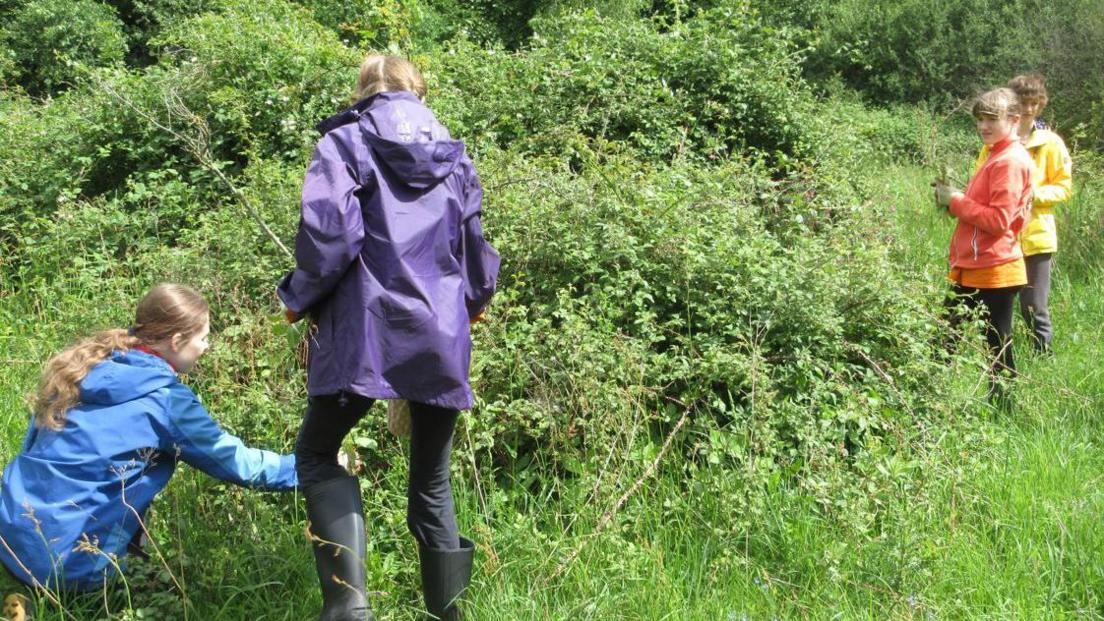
left=418, top=536, right=474, bottom=621
left=304, top=476, right=374, bottom=621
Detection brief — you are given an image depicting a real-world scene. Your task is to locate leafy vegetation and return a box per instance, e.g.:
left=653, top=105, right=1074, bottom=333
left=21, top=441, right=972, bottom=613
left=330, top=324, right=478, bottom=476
left=1, top=0, right=1102, bottom=618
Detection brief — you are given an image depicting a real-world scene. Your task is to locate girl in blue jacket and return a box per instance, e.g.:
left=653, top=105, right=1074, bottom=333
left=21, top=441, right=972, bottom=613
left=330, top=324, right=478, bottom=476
left=0, top=284, right=297, bottom=591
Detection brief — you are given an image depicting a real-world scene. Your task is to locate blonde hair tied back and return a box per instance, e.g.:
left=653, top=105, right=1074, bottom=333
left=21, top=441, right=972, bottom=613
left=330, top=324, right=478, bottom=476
left=972, top=87, right=1022, bottom=120
left=354, top=54, right=426, bottom=102
left=33, top=284, right=209, bottom=430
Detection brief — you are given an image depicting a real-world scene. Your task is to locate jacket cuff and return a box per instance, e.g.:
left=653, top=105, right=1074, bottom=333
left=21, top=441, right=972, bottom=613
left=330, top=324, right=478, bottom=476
left=275, top=453, right=298, bottom=490
left=276, top=273, right=305, bottom=314
left=948, top=193, right=967, bottom=216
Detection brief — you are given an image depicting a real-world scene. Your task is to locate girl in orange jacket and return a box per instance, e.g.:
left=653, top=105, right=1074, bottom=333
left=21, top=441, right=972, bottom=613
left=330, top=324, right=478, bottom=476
left=934, top=88, right=1034, bottom=403
left=973, top=74, right=1072, bottom=353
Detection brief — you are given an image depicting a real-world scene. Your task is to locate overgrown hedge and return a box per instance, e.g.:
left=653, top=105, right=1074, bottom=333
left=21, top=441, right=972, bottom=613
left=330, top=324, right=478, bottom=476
left=0, top=0, right=979, bottom=538
left=795, top=0, right=1104, bottom=149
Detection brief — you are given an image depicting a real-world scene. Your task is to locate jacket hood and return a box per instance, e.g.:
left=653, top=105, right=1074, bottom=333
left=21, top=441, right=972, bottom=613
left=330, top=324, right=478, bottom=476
left=78, top=350, right=177, bottom=405
left=315, top=91, right=464, bottom=190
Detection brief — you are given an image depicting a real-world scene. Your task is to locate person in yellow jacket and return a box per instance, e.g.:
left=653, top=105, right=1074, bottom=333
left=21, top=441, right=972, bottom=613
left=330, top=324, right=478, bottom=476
left=974, top=73, right=1072, bottom=353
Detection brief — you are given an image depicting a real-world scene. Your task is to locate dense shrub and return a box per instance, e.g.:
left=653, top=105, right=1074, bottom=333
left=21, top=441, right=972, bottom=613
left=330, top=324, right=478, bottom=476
left=430, top=6, right=816, bottom=166
left=151, top=0, right=360, bottom=161
left=102, top=0, right=226, bottom=62
left=1033, top=0, right=1104, bottom=150
left=3, top=0, right=128, bottom=94
left=803, top=0, right=1033, bottom=107
left=0, top=44, right=16, bottom=87
left=0, top=0, right=357, bottom=265
left=460, top=149, right=955, bottom=515
left=0, top=68, right=220, bottom=255
left=292, top=0, right=648, bottom=50
left=291, top=0, right=425, bottom=49
left=800, top=0, right=1104, bottom=149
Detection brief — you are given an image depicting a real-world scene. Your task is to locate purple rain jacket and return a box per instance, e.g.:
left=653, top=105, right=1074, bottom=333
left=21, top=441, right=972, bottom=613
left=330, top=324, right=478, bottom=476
left=277, top=91, right=500, bottom=410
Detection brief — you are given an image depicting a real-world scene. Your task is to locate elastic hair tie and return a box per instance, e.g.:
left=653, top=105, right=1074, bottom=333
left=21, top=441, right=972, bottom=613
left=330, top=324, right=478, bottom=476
left=127, top=326, right=139, bottom=337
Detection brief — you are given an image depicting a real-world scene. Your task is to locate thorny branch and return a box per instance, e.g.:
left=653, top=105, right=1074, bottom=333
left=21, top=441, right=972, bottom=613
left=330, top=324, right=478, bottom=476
left=93, top=67, right=293, bottom=259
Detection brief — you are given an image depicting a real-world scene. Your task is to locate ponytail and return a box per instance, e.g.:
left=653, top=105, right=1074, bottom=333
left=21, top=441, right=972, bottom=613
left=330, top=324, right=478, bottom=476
left=34, top=329, right=139, bottom=430
left=353, top=54, right=426, bottom=102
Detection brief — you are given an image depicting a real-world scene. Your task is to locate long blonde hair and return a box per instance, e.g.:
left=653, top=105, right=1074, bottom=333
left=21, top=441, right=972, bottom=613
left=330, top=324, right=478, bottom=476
left=34, top=284, right=209, bottom=430
left=353, top=54, right=426, bottom=102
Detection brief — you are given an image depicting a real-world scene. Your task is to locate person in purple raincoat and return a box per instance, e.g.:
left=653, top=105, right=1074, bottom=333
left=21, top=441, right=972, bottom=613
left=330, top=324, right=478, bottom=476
left=277, top=55, right=499, bottom=621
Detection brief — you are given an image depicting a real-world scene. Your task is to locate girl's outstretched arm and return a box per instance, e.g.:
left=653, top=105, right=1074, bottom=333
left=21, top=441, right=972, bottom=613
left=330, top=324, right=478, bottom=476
left=162, top=383, right=297, bottom=491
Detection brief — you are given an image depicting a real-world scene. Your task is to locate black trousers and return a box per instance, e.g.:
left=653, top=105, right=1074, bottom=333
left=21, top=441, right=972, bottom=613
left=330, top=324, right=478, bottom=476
left=945, top=284, right=1022, bottom=378
left=295, top=393, right=461, bottom=550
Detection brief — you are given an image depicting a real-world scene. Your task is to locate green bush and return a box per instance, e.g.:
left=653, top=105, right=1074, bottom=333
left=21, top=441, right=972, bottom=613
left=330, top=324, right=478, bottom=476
left=0, top=42, right=16, bottom=87
left=430, top=5, right=816, bottom=166
left=452, top=148, right=958, bottom=518
left=1, top=0, right=356, bottom=265
left=0, top=67, right=216, bottom=258
left=800, top=0, right=1104, bottom=150
left=151, top=0, right=360, bottom=161
left=3, top=0, right=128, bottom=94
left=102, top=0, right=226, bottom=62
left=804, top=0, right=1034, bottom=107
left=291, top=0, right=424, bottom=49
left=1033, top=0, right=1104, bottom=150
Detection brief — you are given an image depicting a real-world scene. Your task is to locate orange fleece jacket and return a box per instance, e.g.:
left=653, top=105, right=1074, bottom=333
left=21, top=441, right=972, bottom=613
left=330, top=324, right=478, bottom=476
left=948, top=137, right=1033, bottom=270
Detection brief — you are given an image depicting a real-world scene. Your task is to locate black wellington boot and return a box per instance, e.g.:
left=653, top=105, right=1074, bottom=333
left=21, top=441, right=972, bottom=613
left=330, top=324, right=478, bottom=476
left=418, top=536, right=474, bottom=621
left=304, top=476, right=374, bottom=621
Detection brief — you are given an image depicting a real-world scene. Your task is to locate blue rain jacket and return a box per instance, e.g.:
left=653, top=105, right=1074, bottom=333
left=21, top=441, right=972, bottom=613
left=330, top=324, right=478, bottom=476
left=277, top=91, right=500, bottom=409
left=0, top=350, right=296, bottom=590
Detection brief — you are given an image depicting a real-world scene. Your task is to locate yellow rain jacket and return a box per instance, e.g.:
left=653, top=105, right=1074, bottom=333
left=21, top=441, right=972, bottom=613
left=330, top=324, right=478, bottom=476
left=976, top=128, right=1072, bottom=255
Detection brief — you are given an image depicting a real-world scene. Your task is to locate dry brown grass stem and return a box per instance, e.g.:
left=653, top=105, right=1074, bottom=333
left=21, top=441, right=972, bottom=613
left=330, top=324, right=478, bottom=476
left=545, top=400, right=694, bottom=584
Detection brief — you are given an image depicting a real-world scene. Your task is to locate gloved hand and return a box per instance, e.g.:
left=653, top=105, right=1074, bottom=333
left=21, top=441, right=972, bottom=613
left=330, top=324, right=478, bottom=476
left=933, top=182, right=961, bottom=208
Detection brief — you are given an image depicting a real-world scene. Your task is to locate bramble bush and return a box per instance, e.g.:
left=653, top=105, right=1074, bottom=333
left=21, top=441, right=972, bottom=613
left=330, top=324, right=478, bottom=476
left=1, top=0, right=358, bottom=271
left=102, top=0, right=227, bottom=63
left=3, top=0, right=128, bottom=94
left=430, top=6, right=816, bottom=166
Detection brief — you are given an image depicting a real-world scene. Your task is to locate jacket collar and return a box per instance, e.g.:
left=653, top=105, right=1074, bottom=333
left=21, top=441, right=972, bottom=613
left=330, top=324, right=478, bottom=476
left=1022, top=127, right=1051, bottom=150
left=988, top=136, right=1016, bottom=156
left=134, top=344, right=177, bottom=372
left=314, top=91, right=424, bottom=135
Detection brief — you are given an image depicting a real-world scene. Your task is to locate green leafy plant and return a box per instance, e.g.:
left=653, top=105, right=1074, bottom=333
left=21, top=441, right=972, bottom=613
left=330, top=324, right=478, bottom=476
left=3, top=0, right=128, bottom=94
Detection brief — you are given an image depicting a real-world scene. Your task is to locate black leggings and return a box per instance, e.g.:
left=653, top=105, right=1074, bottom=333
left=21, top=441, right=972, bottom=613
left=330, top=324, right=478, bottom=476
left=945, top=284, right=1022, bottom=377
left=295, top=393, right=461, bottom=550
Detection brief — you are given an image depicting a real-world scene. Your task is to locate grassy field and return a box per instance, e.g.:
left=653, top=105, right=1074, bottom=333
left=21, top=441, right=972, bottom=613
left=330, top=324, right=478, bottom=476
left=1, top=159, right=1102, bottom=620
